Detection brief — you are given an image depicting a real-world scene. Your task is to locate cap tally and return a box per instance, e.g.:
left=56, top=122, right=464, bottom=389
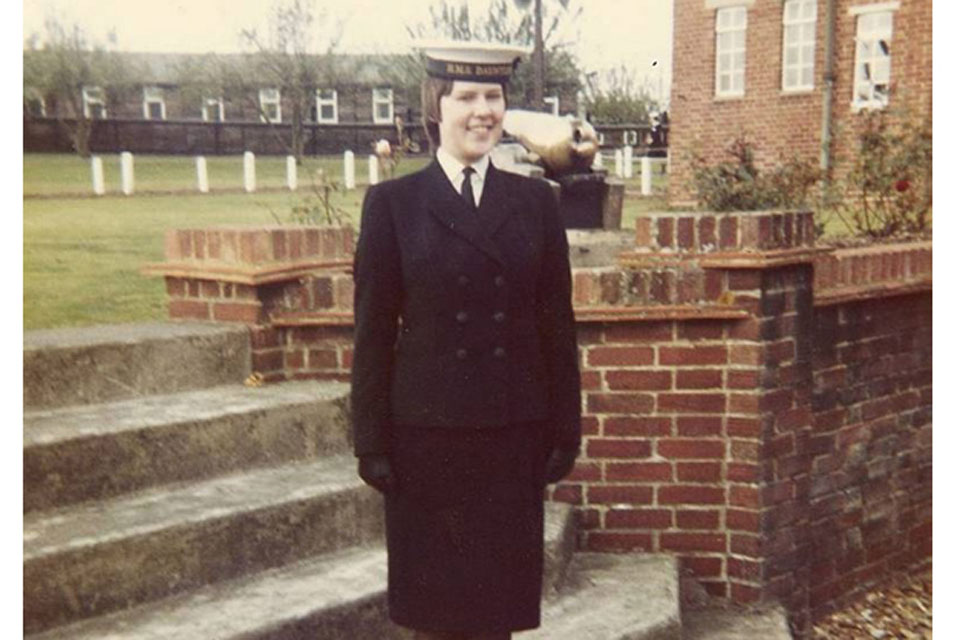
left=417, top=40, right=531, bottom=83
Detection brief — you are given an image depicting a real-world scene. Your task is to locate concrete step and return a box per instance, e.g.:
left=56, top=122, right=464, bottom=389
left=24, top=322, right=251, bottom=410
left=528, top=553, right=682, bottom=640
left=682, top=604, right=793, bottom=640
left=23, top=455, right=384, bottom=635
left=24, top=380, right=351, bottom=512
left=543, top=501, right=577, bottom=596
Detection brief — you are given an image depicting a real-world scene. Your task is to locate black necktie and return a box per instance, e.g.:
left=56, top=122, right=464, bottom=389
left=460, top=167, right=476, bottom=211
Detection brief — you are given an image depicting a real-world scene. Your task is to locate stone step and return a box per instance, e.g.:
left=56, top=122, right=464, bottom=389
left=528, top=553, right=683, bottom=640
left=24, top=322, right=251, bottom=410
left=23, top=455, right=383, bottom=635
left=26, top=501, right=577, bottom=639
left=682, top=604, right=793, bottom=640
left=24, top=380, right=351, bottom=512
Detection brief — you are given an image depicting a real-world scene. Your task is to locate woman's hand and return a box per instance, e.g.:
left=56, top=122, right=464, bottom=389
left=358, top=454, right=395, bottom=494
left=544, top=446, right=579, bottom=484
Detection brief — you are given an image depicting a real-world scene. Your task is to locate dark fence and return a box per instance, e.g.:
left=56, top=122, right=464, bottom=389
left=24, top=117, right=668, bottom=158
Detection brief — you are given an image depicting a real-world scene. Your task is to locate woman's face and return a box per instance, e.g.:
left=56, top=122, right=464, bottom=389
left=438, top=80, right=506, bottom=165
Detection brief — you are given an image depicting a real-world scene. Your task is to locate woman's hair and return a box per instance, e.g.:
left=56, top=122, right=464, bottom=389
left=420, top=76, right=508, bottom=151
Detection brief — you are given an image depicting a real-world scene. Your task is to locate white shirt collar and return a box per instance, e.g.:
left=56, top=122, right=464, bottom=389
left=436, top=147, right=490, bottom=201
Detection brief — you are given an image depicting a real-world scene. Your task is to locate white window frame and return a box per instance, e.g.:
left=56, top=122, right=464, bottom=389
left=316, top=88, right=338, bottom=123
left=851, top=6, right=896, bottom=110
left=259, top=88, right=282, bottom=123
left=372, top=87, right=394, bottom=124
left=142, top=86, right=166, bottom=120
left=715, top=6, right=747, bottom=98
left=782, top=0, right=817, bottom=92
left=597, top=132, right=606, bottom=145
left=82, top=85, right=107, bottom=119
left=622, top=130, right=638, bottom=145
left=202, top=97, right=224, bottom=122
left=543, top=95, right=559, bottom=116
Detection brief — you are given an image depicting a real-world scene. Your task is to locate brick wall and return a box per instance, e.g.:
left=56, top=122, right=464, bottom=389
left=146, top=213, right=931, bottom=633
left=668, top=0, right=933, bottom=205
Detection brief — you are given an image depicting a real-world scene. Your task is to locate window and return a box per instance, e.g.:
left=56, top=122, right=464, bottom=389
left=623, top=130, right=638, bottom=145
left=544, top=96, right=559, bottom=116
left=143, top=86, right=166, bottom=120
left=852, top=8, right=894, bottom=109
left=372, top=87, right=393, bottom=124
left=782, top=0, right=817, bottom=91
left=82, top=86, right=107, bottom=119
left=24, top=90, right=46, bottom=117
left=316, top=89, right=338, bottom=123
left=202, top=97, right=224, bottom=122
left=259, top=88, right=281, bottom=123
left=715, top=6, right=747, bottom=97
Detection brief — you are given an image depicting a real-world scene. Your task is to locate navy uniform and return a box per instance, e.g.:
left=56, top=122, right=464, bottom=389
left=350, top=41, right=581, bottom=636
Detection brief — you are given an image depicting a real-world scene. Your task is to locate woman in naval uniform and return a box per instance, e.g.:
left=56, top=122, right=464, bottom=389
left=350, top=41, right=582, bottom=640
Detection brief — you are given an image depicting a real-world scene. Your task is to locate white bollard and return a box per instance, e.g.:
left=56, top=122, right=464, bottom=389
left=592, top=150, right=603, bottom=171
left=368, top=154, right=379, bottom=186
left=614, top=149, right=624, bottom=178
left=344, top=150, right=356, bottom=190
left=196, top=156, right=209, bottom=193
left=243, top=151, right=256, bottom=193
left=120, top=152, right=134, bottom=195
left=91, top=156, right=105, bottom=196
left=641, top=157, right=653, bottom=196
left=286, top=155, right=297, bottom=191
left=623, top=145, right=634, bottom=179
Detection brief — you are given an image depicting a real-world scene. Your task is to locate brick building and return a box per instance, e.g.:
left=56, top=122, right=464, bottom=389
left=668, top=0, right=932, bottom=205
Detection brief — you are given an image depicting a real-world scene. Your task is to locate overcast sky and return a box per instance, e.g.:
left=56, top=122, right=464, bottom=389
left=22, top=0, right=674, bottom=104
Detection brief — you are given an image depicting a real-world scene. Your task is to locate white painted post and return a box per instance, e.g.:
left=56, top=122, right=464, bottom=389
left=368, top=154, right=379, bottom=186
left=196, top=156, right=209, bottom=193
left=623, top=145, right=634, bottom=179
left=91, top=156, right=105, bottom=195
left=243, top=151, right=256, bottom=193
left=591, top=150, right=603, bottom=171
left=120, top=152, right=134, bottom=195
left=286, top=155, right=297, bottom=191
left=641, top=157, right=653, bottom=196
left=614, top=149, right=624, bottom=178
left=344, top=150, right=356, bottom=189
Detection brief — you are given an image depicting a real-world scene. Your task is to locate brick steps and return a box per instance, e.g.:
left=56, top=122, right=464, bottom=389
left=24, top=380, right=351, bottom=512
left=23, top=322, right=250, bottom=410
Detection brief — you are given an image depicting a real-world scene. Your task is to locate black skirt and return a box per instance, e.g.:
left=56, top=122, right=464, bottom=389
left=385, top=421, right=549, bottom=633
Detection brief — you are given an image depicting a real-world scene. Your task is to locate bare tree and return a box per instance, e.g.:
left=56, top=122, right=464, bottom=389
left=582, top=64, right=659, bottom=125
left=23, top=19, right=128, bottom=157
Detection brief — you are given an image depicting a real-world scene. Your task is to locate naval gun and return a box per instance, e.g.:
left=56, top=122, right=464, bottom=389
left=492, top=109, right=623, bottom=229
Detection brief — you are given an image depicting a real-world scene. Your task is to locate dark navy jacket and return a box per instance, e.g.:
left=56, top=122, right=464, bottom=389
left=350, top=160, right=581, bottom=456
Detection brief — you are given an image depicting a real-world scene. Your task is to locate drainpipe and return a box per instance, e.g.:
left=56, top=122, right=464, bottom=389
left=820, top=0, right=837, bottom=196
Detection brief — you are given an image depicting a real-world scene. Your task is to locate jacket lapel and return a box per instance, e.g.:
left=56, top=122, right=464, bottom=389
left=476, top=162, right=519, bottom=240
left=423, top=160, right=505, bottom=267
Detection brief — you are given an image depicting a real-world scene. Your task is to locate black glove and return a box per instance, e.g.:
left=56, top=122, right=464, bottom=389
left=358, top=454, right=395, bottom=494
left=544, top=446, right=579, bottom=484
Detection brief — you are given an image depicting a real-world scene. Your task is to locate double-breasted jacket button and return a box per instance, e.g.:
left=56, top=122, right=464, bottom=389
left=458, top=275, right=470, bottom=286
left=493, top=347, right=506, bottom=359
left=456, top=311, right=469, bottom=324
left=494, top=275, right=505, bottom=287
left=493, top=311, right=506, bottom=323
left=456, top=348, right=468, bottom=360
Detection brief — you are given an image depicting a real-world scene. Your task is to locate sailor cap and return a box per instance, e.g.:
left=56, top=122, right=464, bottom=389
left=417, top=40, right=531, bottom=82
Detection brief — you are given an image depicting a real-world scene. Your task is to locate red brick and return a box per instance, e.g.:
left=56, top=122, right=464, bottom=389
left=719, top=216, right=738, bottom=249
left=728, top=558, right=763, bottom=581
left=581, top=415, right=601, bottom=436
left=677, top=217, right=695, bottom=250
left=658, top=485, right=725, bottom=505
left=169, top=299, right=209, bottom=320
left=192, top=230, right=206, bottom=259
left=729, top=486, right=760, bottom=508
left=165, top=277, right=186, bottom=297
left=677, top=462, right=722, bottom=482
left=730, top=345, right=762, bottom=365
left=677, top=509, right=721, bottom=530
left=200, top=281, right=221, bottom=298
left=727, top=417, right=763, bottom=437
left=287, top=230, right=303, bottom=260
left=661, top=532, right=726, bottom=552
left=581, top=370, right=602, bottom=390
left=677, top=416, right=723, bottom=436
left=679, top=321, right=724, bottom=340
left=726, top=508, right=760, bottom=532
left=586, top=438, right=652, bottom=459
left=567, top=462, right=602, bottom=482
left=659, top=346, right=727, bottom=366
left=587, top=346, right=655, bottom=366
left=586, top=532, right=653, bottom=552
left=252, top=349, right=284, bottom=372
left=731, top=583, right=762, bottom=603
left=551, top=483, right=583, bottom=505
left=605, top=370, right=671, bottom=390
left=605, top=508, right=672, bottom=529
left=728, top=393, right=760, bottom=414
left=727, top=370, right=760, bottom=389
left=606, top=462, right=672, bottom=482
left=657, top=217, right=675, bottom=249
left=731, top=534, right=762, bottom=558
left=636, top=217, right=652, bottom=247
left=586, top=393, right=655, bottom=415
left=235, top=284, right=258, bottom=300
left=187, top=279, right=201, bottom=297
left=213, top=302, right=261, bottom=323
left=604, top=416, right=671, bottom=437
left=683, top=557, right=723, bottom=579
left=730, top=440, right=760, bottom=462
left=207, top=231, right=222, bottom=259
left=677, top=370, right=723, bottom=389
left=587, top=485, right=654, bottom=505
left=658, top=439, right=724, bottom=459
left=308, top=349, right=338, bottom=369
left=698, top=216, right=717, bottom=250
left=284, top=350, right=305, bottom=369
left=728, top=271, right=762, bottom=290
left=657, top=393, right=726, bottom=413
left=727, top=463, right=760, bottom=483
